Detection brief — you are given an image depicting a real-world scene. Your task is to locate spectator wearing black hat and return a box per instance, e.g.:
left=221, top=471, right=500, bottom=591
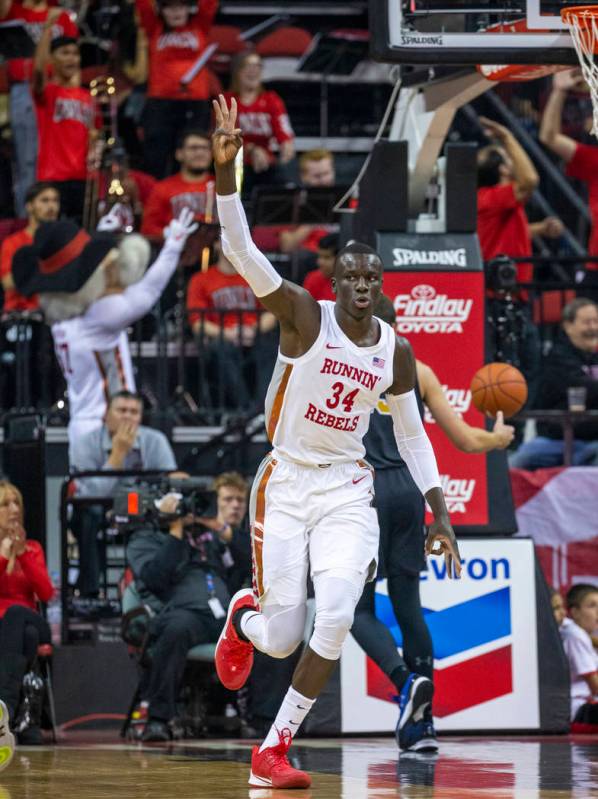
left=0, top=0, right=77, bottom=216
left=12, top=208, right=198, bottom=455
left=32, top=13, right=93, bottom=221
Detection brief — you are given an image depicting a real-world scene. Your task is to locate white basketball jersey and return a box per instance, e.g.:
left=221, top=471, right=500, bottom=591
left=52, top=313, right=135, bottom=428
left=265, top=301, right=396, bottom=465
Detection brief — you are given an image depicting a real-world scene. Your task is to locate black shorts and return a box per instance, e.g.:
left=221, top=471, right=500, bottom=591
left=374, top=466, right=426, bottom=578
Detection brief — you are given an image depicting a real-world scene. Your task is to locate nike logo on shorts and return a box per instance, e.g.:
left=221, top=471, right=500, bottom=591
left=352, top=475, right=367, bottom=485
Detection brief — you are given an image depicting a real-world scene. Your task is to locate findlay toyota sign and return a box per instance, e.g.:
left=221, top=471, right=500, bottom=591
left=376, top=232, right=483, bottom=272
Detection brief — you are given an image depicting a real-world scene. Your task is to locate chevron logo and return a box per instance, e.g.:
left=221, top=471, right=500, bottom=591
left=366, top=587, right=513, bottom=716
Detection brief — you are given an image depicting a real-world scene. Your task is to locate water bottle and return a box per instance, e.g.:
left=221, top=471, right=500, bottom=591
left=47, top=570, right=62, bottom=646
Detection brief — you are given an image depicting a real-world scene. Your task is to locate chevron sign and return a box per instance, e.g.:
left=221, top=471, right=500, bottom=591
left=340, top=539, right=540, bottom=732
left=367, top=587, right=513, bottom=716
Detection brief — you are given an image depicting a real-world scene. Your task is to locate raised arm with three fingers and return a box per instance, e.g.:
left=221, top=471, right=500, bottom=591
left=213, top=95, right=321, bottom=360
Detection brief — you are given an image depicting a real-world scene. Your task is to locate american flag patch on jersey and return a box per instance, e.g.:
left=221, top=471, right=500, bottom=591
left=372, top=356, right=385, bottom=369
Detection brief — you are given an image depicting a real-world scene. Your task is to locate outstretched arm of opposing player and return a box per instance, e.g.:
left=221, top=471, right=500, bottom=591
left=213, top=95, right=320, bottom=357
left=386, top=337, right=461, bottom=579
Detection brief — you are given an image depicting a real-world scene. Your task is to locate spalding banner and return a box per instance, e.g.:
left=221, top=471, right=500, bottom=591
left=381, top=270, right=488, bottom=524
left=340, top=539, right=540, bottom=732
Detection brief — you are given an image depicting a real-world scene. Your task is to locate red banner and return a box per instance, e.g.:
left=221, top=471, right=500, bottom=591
left=383, top=271, right=488, bottom=525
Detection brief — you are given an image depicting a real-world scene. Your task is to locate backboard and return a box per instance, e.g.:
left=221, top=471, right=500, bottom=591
left=370, top=0, right=598, bottom=66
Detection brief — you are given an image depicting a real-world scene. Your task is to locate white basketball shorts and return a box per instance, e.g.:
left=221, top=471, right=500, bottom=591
left=249, top=453, right=379, bottom=608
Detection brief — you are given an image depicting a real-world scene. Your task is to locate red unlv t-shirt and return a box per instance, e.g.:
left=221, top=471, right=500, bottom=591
left=4, top=3, right=78, bottom=83
left=35, top=83, right=94, bottom=181
left=567, top=142, right=598, bottom=269
left=141, top=173, right=215, bottom=237
left=222, top=90, right=294, bottom=163
left=187, top=267, right=258, bottom=328
left=136, top=0, right=217, bottom=100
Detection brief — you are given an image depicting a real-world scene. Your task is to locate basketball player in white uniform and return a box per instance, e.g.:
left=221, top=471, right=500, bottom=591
left=212, top=96, right=461, bottom=790
left=42, top=210, right=198, bottom=454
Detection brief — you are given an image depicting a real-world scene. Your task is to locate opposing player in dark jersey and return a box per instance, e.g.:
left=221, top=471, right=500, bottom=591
left=352, top=295, right=514, bottom=752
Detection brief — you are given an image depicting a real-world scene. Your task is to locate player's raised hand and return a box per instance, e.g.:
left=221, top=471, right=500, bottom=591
left=212, top=94, right=243, bottom=166
left=425, top=519, right=462, bottom=579
left=553, top=67, right=586, bottom=93
left=163, top=207, right=199, bottom=251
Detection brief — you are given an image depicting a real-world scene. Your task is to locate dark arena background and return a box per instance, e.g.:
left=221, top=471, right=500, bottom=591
left=0, top=0, right=597, bottom=796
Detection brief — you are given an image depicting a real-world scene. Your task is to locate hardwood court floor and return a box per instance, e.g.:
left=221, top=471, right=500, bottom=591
left=1, top=734, right=597, bottom=799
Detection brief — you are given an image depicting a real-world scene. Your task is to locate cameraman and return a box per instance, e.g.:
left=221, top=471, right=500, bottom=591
left=126, top=487, right=231, bottom=742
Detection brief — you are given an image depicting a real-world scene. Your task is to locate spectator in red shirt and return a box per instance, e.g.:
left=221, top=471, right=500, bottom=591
left=302, top=233, right=337, bottom=302
left=141, top=128, right=215, bottom=240
left=136, top=0, right=218, bottom=178
left=477, top=116, right=564, bottom=406
left=223, top=51, right=295, bottom=198
left=0, top=0, right=77, bottom=216
left=540, top=68, right=598, bottom=296
left=477, top=116, right=563, bottom=289
left=33, top=20, right=95, bottom=222
left=186, top=241, right=276, bottom=410
left=0, top=481, right=54, bottom=745
left=1, top=181, right=60, bottom=313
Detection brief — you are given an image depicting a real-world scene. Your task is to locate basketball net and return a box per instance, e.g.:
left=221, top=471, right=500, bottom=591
left=561, top=6, right=598, bottom=135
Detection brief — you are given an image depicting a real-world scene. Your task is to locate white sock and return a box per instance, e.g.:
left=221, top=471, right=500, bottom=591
left=239, top=610, right=264, bottom=644
left=259, top=687, right=315, bottom=752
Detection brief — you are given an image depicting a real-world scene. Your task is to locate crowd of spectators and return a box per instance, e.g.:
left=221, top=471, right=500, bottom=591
left=0, top=0, right=596, bottom=472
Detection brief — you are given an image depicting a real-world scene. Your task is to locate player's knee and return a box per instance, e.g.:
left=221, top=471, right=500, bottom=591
left=264, top=606, right=305, bottom=658
left=310, top=597, right=355, bottom=661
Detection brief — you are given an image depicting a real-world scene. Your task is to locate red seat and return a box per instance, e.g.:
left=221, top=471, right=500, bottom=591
left=37, top=644, right=53, bottom=658
left=252, top=225, right=284, bottom=252
left=256, top=27, right=313, bottom=58
left=209, top=24, right=245, bottom=54
left=533, top=290, right=575, bottom=325
left=208, top=24, right=245, bottom=74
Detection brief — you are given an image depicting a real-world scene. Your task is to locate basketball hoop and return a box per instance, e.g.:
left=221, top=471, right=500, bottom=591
left=561, top=5, right=598, bottom=134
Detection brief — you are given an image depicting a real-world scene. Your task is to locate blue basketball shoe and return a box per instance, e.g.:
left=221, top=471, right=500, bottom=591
left=395, top=674, right=437, bottom=752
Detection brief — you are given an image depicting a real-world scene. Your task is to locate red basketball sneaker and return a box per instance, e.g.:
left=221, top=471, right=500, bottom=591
left=249, top=729, right=312, bottom=789
left=215, top=588, right=257, bottom=690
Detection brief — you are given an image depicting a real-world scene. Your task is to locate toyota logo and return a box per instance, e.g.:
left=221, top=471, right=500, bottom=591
left=411, top=284, right=436, bottom=299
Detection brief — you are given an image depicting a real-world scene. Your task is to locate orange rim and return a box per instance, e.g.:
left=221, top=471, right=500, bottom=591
left=561, top=5, right=598, bottom=27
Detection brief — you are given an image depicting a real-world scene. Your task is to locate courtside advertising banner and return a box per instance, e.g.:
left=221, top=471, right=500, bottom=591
left=382, top=270, right=488, bottom=525
left=341, top=539, right=540, bottom=732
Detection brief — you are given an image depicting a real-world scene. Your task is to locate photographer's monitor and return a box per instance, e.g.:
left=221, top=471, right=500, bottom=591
left=370, top=0, right=598, bottom=66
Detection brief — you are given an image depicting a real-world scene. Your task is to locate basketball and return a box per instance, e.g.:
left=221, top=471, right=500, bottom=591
left=470, top=362, right=528, bottom=418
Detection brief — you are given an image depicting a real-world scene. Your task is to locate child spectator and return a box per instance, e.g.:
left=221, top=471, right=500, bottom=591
left=560, top=583, right=598, bottom=730
left=551, top=588, right=567, bottom=628
left=136, top=0, right=218, bottom=178
left=223, top=51, right=295, bottom=197
left=0, top=0, right=77, bottom=216
left=33, top=22, right=94, bottom=222
left=302, top=233, right=337, bottom=302
left=141, top=129, right=214, bottom=240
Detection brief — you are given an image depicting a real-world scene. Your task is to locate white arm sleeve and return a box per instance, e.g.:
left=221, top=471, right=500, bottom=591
left=86, top=240, right=180, bottom=332
left=386, top=389, right=442, bottom=497
left=217, top=192, right=283, bottom=297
